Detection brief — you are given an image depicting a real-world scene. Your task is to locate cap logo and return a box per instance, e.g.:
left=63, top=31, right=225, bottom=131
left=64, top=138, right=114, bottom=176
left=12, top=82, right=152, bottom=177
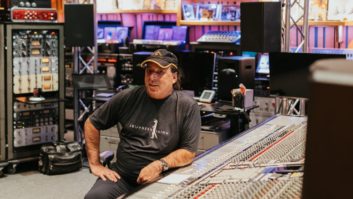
left=153, top=51, right=163, bottom=56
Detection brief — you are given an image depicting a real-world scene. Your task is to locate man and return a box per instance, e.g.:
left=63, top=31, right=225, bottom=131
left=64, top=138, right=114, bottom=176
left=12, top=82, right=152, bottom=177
left=84, top=49, right=201, bottom=199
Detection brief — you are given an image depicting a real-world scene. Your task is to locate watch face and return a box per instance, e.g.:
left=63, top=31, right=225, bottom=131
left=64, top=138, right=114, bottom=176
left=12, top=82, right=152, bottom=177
left=160, top=159, right=169, bottom=171
left=163, top=165, right=168, bottom=171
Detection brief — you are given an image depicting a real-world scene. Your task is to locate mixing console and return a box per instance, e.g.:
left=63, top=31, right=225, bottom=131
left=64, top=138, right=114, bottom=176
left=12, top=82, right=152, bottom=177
left=197, top=31, right=241, bottom=44
left=128, top=115, right=307, bottom=199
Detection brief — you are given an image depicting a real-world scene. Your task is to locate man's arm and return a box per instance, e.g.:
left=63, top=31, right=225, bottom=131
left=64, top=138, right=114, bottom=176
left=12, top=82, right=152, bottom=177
left=84, top=118, right=120, bottom=182
left=161, top=148, right=195, bottom=168
left=136, top=148, right=195, bottom=184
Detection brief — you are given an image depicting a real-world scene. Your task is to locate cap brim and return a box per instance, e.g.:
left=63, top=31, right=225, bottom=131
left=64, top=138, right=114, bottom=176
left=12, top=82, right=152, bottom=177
left=141, top=58, right=177, bottom=69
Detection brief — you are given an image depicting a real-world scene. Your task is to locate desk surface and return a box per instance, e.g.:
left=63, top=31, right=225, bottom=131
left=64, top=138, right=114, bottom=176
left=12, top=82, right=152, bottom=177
left=199, top=101, right=256, bottom=115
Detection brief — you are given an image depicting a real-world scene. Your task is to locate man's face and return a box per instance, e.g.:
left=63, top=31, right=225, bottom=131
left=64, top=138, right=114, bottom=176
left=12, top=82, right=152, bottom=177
left=144, top=63, right=177, bottom=100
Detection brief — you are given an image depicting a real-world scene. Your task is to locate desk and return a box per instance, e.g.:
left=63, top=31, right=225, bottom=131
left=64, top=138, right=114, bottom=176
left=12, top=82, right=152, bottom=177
left=199, top=101, right=253, bottom=138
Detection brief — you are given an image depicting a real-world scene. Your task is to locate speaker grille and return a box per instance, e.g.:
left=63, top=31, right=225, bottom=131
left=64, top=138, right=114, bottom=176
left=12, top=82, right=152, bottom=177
left=240, top=2, right=281, bottom=52
left=64, top=4, right=94, bottom=47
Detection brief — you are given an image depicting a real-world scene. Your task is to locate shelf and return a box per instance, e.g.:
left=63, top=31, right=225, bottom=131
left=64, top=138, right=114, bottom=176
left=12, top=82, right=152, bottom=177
left=179, top=20, right=240, bottom=26
left=308, top=20, right=347, bottom=26
left=98, top=9, right=177, bottom=14
left=295, top=20, right=353, bottom=26
left=343, top=21, right=353, bottom=26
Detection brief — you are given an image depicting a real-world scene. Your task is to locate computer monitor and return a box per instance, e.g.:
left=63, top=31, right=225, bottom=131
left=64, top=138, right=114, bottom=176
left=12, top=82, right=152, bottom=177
left=142, top=21, right=188, bottom=43
left=72, top=74, right=112, bottom=90
left=176, top=51, right=216, bottom=96
left=144, top=25, right=161, bottom=40
left=172, top=26, right=188, bottom=42
left=97, top=21, right=129, bottom=44
left=269, top=52, right=346, bottom=98
left=256, top=53, right=270, bottom=74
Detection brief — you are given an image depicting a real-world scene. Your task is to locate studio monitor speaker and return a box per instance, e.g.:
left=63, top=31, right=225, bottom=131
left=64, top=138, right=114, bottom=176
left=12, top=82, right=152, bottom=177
left=241, top=2, right=281, bottom=52
left=64, top=4, right=94, bottom=47
left=217, top=56, right=255, bottom=101
left=303, top=59, right=353, bottom=199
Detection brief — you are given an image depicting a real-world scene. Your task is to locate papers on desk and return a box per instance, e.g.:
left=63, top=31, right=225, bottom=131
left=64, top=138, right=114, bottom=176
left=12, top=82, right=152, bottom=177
left=96, top=93, right=114, bottom=98
left=158, top=173, right=191, bottom=184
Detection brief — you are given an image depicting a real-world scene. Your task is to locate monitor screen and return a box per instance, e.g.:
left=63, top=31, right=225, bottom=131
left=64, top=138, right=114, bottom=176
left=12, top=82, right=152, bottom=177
left=269, top=52, right=346, bottom=98
left=157, top=27, right=173, bottom=40
left=97, top=21, right=128, bottom=43
left=144, top=25, right=161, bottom=40
left=142, top=21, right=188, bottom=42
left=72, top=74, right=112, bottom=90
left=172, top=26, right=188, bottom=42
left=256, top=53, right=270, bottom=74
left=176, top=51, right=216, bottom=96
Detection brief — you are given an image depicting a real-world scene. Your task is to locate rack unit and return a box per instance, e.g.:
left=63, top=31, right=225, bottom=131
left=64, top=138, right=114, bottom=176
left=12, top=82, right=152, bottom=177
left=5, top=23, right=64, bottom=170
left=0, top=24, right=5, bottom=164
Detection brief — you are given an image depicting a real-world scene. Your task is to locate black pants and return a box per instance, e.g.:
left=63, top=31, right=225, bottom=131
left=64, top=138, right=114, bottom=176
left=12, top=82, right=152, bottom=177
left=84, top=177, right=137, bottom=199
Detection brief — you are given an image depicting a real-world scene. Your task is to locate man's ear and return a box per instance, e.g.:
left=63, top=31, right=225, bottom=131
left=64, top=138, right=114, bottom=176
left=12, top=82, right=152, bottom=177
left=172, top=72, right=177, bottom=84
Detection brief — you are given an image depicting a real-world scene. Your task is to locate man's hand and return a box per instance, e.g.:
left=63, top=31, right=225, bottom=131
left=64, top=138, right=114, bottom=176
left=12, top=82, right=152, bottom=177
left=136, top=160, right=162, bottom=184
left=90, top=164, right=121, bottom=182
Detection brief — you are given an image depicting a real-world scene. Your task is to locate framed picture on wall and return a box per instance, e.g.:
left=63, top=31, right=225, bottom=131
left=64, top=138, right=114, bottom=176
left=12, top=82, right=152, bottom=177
left=182, top=4, right=196, bottom=20
left=309, top=0, right=327, bottom=21
left=118, top=0, right=144, bottom=10
left=327, top=0, right=353, bottom=20
left=221, top=4, right=240, bottom=21
left=196, top=3, right=221, bottom=21
left=97, top=0, right=119, bottom=13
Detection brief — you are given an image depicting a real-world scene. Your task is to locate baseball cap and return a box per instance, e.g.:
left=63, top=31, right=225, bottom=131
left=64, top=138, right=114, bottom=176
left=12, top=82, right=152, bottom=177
left=141, top=49, right=178, bottom=69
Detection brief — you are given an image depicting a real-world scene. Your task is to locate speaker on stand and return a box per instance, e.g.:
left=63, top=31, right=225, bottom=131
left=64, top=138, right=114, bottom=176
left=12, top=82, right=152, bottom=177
left=240, top=2, right=281, bottom=53
left=64, top=4, right=94, bottom=47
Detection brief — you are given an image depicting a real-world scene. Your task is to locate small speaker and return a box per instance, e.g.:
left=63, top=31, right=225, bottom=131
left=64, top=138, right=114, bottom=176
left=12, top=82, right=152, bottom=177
left=217, top=56, right=255, bottom=101
left=241, top=2, right=281, bottom=52
left=64, top=4, right=94, bottom=47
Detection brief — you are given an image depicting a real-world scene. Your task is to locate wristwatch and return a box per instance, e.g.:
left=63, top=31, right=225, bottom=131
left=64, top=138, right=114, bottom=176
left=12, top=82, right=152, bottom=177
left=159, top=159, right=169, bottom=172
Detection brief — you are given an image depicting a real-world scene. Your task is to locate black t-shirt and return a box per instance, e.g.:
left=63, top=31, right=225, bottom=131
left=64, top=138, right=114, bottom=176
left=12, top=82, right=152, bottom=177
left=89, top=86, right=201, bottom=184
